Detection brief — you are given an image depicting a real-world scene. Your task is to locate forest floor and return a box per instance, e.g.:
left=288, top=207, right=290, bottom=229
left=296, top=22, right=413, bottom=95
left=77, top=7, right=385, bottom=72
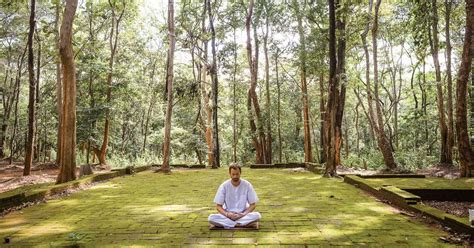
left=0, top=161, right=111, bottom=193
left=0, top=168, right=465, bottom=247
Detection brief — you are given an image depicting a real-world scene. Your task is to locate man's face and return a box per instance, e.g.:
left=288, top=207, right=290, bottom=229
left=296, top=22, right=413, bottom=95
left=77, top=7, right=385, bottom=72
left=229, top=168, right=241, bottom=182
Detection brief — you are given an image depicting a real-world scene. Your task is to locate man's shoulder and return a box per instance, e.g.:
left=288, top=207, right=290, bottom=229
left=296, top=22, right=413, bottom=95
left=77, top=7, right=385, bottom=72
left=219, top=179, right=231, bottom=188
left=240, top=178, right=253, bottom=187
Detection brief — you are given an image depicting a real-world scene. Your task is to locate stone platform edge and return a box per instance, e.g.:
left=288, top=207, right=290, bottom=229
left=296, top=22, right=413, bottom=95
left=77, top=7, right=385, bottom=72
left=344, top=174, right=474, bottom=235
left=0, top=165, right=151, bottom=213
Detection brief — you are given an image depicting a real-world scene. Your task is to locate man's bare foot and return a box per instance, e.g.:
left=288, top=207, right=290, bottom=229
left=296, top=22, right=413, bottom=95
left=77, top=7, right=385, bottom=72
left=245, top=221, right=259, bottom=229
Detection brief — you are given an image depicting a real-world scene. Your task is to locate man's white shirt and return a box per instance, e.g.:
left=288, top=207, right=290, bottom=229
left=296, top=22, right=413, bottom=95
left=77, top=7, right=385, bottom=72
left=213, top=179, right=259, bottom=213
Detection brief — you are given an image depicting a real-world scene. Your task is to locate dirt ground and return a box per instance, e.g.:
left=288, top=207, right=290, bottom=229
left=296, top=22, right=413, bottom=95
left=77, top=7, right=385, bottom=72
left=0, top=160, right=110, bottom=193
left=422, top=200, right=474, bottom=218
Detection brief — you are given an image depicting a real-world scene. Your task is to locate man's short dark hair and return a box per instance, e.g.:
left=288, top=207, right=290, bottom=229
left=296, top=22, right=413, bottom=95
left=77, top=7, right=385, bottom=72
left=228, top=163, right=242, bottom=173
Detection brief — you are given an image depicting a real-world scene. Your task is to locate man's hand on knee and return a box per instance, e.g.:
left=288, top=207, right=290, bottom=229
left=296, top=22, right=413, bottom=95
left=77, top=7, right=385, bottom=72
left=226, top=212, right=244, bottom=220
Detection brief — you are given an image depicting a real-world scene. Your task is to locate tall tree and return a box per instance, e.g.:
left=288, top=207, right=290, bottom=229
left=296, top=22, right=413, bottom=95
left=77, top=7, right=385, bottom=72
left=324, top=0, right=338, bottom=176
left=245, top=0, right=267, bottom=164
left=161, top=0, right=175, bottom=173
left=200, top=0, right=214, bottom=166
left=294, top=0, right=312, bottom=163
left=207, top=0, right=220, bottom=168
left=359, top=0, right=397, bottom=170
left=55, top=0, right=62, bottom=165
left=371, top=0, right=396, bottom=170
left=24, top=0, right=36, bottom=176
left=57, top=0, right=78, bottom=184
left=275, top=50, right=282, bottom=163
left=263, top=1, right=272, bottom=164
left=324, top=0, right=347, bottom=175
left=429, top=0, right=451, bottom=166
left=445, top=0, right=455, bottom=167
left=98, top=0, right=125, bottom=165
left=334, top=0, right=346, bottom=166
left=455, top=0, right=474, bottom=178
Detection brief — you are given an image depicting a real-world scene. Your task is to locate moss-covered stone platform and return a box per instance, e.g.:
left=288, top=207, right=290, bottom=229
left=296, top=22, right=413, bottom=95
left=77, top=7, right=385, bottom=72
left=344, top=175, right=474, bottom=236
left=0, top=169, right=458, bottom=247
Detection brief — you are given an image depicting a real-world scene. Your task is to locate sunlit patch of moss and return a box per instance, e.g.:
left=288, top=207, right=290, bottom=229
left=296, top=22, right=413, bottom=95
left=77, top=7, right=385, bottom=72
left=0, top=168, right=458, bottom=246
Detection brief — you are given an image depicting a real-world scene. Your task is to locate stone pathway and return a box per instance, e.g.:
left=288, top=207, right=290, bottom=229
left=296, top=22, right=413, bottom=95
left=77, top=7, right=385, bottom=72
left=0, top=169, right=457, bottom=247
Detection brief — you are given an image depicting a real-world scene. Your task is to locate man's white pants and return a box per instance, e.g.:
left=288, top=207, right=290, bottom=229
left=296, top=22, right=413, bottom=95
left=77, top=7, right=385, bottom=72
left=208, top=212, right=261, bottom=229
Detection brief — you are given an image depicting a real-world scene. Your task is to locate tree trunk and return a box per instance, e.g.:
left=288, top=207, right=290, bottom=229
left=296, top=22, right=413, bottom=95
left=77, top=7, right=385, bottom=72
left=24, top=0, right=36, bottom=176
left=430, top=0, right=451, bottom=166
left=99, top=0, right=125, bottom=166
left=55, top=1, right=62, bottom=165
left=200, top=0, right=213, bottom=166
left=275, top=52, right=282, bottom=163
left=143, top=62, right=157, bottom=154
left=372, top=0, right=397, bottom=170
left=263, top=4, right=272, bottom=164
left=334, top=3, right=346, bottom=166
left=232, top=24, right=238, bottom=163
left=324, top=0, right=338, bottom=176
left=161, top=0, right=175, bottom=173
left=56, top=0, right=78, bottom=184
left=253, top=21, right=267, bottom=164
left=0, top=44, right=14, bottom=159
left=445, top=0, right=455, bottom=167
left=245, top=0, right=265, bottom=164
left=9, top=46, right=27, bottom=165
left=319, top=73, right=326, bottom=163
left=455, top=0, right=474, bottom=178
left=34, top=30, right=41, bottom=162
left=294, top=0, right=312, bottom=163
left=207, top=0, right=220, bottom=168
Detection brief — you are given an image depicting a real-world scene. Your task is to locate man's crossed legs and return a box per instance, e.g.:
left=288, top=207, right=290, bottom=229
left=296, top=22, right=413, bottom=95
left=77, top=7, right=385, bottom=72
left=208, top=212, right=261, bottom=229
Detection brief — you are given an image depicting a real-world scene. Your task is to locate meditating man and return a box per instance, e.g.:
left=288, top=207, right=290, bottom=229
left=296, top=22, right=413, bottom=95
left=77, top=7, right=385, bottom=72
left=208, top=164, right=261, bottom=229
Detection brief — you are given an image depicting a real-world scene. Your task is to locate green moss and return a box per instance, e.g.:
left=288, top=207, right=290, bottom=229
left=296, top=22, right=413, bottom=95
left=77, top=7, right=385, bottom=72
left=362, top=177, right=474, bottom=190
left=0, top=169, right=458, bottom=246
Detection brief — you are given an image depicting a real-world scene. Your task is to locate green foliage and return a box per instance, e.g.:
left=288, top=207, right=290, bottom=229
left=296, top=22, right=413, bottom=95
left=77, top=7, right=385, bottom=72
left=0, top=0, right=468, bottom=172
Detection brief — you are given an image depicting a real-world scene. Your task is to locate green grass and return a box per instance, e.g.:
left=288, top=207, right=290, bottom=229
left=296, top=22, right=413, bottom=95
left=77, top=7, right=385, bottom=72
left=0, top=169, right=458, bottom=247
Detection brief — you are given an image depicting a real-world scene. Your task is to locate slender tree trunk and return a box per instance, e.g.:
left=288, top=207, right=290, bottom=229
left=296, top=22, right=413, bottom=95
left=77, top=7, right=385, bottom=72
left=207, top=0, right=220, bottom=168
left=161, top=0, right=175, bottom=173
left=34, top=31, right=41, bottom=161
left=143, top=63, right=157, bottom=154
left=56, top=0, right=78, bottom=184
left=360, top=0, right=396, bottom=170
left=245, top=0, right=265, bottom=164
left=430, top=0, right=451, bottom=166
left=455, top=0, right=474, bottom=178
left=0, top=44, right=13, bottom=159
left=24, top=0, right=36, bottom=176
left=99, top=0, right=125, bottom=165
left=294, top=0, right=312, bottom=163
left=445, top=0, right=455, bottom=167
left=334, top=3, right=346, bottom=166
left=275, top=52, right=282, bottom=163
left=372, top=0, right=396, bottom=170
left=324, top=0, right=338, bottom=176
left=263, top=4, right=272, bottom=164
left=319, top=73, right=326, bottom=163
left=232, top=25, right=238, bottom=163
left=253, top=21, right=267, bottom=164
left=355, top=102, right=360, bottom=155
left=200, top=0, right=213, bottom=166
left=9, top=46, right=27, bottom=165
left=55, top=2, right=62, bottom=165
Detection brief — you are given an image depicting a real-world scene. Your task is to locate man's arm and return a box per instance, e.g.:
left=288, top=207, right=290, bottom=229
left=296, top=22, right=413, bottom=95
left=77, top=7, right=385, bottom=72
left=241, top=203, right=256, bottom=216
left=217, top=204, right=244, bottom=220
left=216, top=204, right=227, bottom=216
